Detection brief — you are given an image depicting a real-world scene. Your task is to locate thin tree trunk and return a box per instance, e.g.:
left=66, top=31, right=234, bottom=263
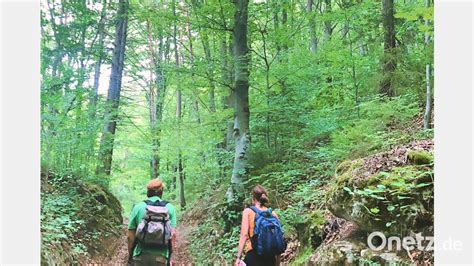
left=173, top=0, right=186, bottom=209
left=346, top=16, right=360, bottom=117
left=323, top=0, right=332, bottom=42
left=178, top=153, right=186, bottom=207
left=202, top=33, right=217, bottom=113
left=96, top=0, right=128, bottom=176
left=281, top=2, right=288, bottom=51
left=146, top=20, right=161, bottom=179
left=380, top=0, right=396, bottom=97
left=307, top=0, right=318, bottom=53
left=89, top=0, right=108, bottom=119
left=46, top=0, right=64, bottom=79
left=423, top=0, right=432, bottom=129
left=227, top=0, right=250, bottom=205
left=186, top=10, right=202, bottom=125
left=273, top=0, right=281, bottom=53
left=260, top=31, right=271, bottom=149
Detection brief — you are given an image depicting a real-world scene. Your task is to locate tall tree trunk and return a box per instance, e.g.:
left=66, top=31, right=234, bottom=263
left=227, top=0, right=250, bottom=205
left=89, top=0, right=107, bottom=119
left=423, top=0, right=432, bottom=129
left=323, top=0, right=332, bottom=42
left=146, top=20, right=163, bottom=179
left=202, top=33, right=217, bottom=113
left=307, top=0, right=318, bottom=53
left=346, top=15, right=360, bottom=117
left=272, top=0, right=281, bottom=53
left=281, top=1, right=289, bottom=51
left=173, top=0, right=186, bottom=209
left=186, top=10, right=202, bottom=125
left=380, top=0, right=396, bottom=97
left=46, top=0, right=65, bottom=79
left=96, top=0, right=128, bottom=176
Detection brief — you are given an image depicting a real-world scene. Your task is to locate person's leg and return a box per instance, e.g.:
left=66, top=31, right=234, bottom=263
left=255, top=254, right=275, bottom=266
left=244, top=250, right=277, bottom=266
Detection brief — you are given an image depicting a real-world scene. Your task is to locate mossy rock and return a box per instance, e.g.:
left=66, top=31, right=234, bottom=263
left=310, top=240, right=411, bottom=265
left=327, top=159, right=364, bottom=200
left=327, top=161, right=433, bottom=236
left=407, top=150, right=433, bottom=165
left=310, top=240, right=364, bottom=265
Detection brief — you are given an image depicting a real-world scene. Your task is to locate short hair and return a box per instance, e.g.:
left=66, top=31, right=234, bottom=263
left=147, top=188, right=163, bottom=198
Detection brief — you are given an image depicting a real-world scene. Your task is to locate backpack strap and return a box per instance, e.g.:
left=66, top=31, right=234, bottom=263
left=248, top=205, right=260, bottom=216
left=249, top=205, right=272, bottom=217
left=144, top=199, right=169, bottom=207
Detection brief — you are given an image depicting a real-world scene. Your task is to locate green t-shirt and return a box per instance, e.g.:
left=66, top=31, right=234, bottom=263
left=128, top=196, right=177, bottom=258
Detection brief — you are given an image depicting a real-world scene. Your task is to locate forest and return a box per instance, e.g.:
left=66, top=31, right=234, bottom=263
left=40, top=0, right=434, bottom=264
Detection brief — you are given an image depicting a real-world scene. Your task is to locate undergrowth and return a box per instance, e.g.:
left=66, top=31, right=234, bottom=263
left=186, top=95, right=433, bottom=264
left=41, top=173, right=122, bottom=265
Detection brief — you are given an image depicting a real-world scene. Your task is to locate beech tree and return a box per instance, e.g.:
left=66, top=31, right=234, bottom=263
left=96, top=0, right=129, bottom=176
left=227, top=0, right=250, bottom=205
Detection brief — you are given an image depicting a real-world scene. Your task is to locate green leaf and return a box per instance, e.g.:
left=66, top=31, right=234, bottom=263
left=370, top=207, right=380, bottom=214
left=343, top=187, right=353, bottom=195
left=418, top=24, right=432, bottom=33
left=416, top=182, right=432, bottom=188
left=386, top=221, right=396, bottom=227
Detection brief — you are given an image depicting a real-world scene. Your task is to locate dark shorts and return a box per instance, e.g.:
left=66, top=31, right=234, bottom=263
left=132, top=253, right=167, bottom=266
left=244, top=250, right=275, bottom=266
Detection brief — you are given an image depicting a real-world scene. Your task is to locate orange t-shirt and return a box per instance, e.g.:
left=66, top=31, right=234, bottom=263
left=245, top=209, right=256, bottom=251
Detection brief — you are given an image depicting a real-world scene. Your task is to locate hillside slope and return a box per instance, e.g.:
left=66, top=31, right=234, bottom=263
left=41, top=172, right=123, bottom=265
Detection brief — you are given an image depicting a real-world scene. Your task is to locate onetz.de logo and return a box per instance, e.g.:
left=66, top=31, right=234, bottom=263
left=367, top=231, right=434, bottom=251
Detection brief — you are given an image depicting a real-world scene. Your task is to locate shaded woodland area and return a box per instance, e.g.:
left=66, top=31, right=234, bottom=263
left=41, top=0, right=434, bottom=264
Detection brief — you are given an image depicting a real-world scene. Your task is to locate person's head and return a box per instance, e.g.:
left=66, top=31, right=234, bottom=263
left=147, top=178, right=164, bottom=198
left=251, top=184, right=269, bottom=206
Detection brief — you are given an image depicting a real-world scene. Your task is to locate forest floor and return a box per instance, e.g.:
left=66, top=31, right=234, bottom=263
left=86, top=219, right=194, bottom=265
left=86, top=219, right=129, bottom=265
left=172, top=223, right=194, bottom=265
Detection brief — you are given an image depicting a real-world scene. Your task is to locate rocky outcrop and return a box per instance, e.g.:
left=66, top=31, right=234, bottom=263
left=307, top=140, right=434, bottom=265
left=327, top=140, right=433, bottom=236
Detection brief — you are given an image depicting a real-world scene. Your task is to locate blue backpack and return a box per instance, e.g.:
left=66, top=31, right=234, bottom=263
left=249, top=205, right=287, bottom=257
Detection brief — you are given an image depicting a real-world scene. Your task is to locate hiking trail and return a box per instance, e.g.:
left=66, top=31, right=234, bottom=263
left=87, top=219, right=193, bottom=265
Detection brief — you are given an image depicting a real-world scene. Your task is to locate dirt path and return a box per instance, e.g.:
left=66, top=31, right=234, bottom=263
left=86, top=220, right=129, bottom=265
left=172, top=223, right=194, bottom=265
left=87, top=220, right=194, bottom=265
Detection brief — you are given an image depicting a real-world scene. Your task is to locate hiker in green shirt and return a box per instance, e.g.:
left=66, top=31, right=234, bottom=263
left=128, top=178, right=177, bottom=266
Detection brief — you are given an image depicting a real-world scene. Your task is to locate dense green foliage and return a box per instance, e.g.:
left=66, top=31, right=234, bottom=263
left=41, top=173, right=122, bottom=264
left=41, top=0, right=433, bottom=264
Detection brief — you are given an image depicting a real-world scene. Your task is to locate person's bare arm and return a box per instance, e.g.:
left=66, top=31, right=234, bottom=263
left=172, top=228, right=177, bottom=246
left=127, top=229, right=136, bottom=257
left=235, top=209, right=250, bottom=265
